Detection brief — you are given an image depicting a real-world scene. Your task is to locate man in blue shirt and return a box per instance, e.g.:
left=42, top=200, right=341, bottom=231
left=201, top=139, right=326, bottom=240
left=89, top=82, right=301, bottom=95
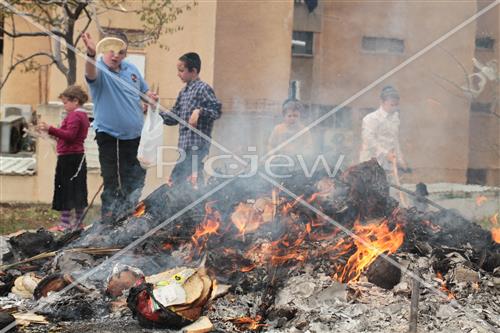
left=82, top=32, right=158, bottom=222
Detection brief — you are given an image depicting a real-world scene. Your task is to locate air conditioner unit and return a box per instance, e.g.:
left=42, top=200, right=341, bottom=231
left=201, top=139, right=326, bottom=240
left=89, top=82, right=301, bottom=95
left=0, top=104, right=33, bottom=123
left=0, top=115, right=25, bottom=154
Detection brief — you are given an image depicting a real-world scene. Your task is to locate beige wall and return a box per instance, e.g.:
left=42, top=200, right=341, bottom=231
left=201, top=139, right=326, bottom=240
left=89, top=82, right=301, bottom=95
left=0, top=16, right=52, bottom=107
left=213, top=0, right=294, bottom=104
left=292, top=1, right=479, bottom=183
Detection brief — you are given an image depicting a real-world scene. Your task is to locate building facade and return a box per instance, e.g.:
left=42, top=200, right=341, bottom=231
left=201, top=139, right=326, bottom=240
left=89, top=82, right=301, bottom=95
left=0, top=0, right=498, bottom=203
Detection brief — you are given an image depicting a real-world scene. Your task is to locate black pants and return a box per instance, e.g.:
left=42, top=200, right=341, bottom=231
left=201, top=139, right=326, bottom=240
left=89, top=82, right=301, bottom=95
left=96, top=132, right=146, bottom=220
left=52, top=153, right=88, bottom=211
left=170, top=146, right=208, bottom=187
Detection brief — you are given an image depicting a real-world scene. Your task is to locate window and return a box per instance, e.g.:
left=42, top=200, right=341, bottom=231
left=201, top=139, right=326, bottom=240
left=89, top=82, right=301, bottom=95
left=475, top=36, right=495, bottom=51
left=292, top=31, right=314, bottom=56
left=362, top=36, right=404, bottom=54
left=466, top=168, right=487, bottom=185
left=470, top=102, right=492, bottom=114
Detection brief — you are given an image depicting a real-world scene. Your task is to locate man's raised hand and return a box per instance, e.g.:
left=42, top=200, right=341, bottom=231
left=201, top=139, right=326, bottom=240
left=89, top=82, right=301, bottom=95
left=82, top=33, right=96, bottom=57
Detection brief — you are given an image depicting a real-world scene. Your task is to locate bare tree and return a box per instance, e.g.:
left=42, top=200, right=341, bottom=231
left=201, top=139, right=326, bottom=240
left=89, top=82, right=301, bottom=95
left=0, top=0, right=195, bottom=88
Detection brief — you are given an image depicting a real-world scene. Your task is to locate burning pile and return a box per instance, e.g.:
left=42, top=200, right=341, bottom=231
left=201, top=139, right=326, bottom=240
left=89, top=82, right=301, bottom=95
left=0, top=160, right=498, bottom=332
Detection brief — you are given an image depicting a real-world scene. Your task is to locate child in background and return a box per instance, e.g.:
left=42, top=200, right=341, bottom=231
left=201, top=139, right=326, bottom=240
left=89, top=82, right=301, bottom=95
left=267, top=99, right=313, bottom=158
left=38, top=86, right=90, bottom=231
left=160, top=52, right=222, bottom=187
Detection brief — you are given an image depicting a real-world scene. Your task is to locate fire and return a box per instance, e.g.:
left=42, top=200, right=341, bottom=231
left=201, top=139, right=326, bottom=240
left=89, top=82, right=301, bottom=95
left=436, top=272, right=455, bottom=300
left=338, top=219, right=404, bottom=283
left=241, top=225, right=311, bottom=268
left=490, top=213, right=500, bottom=244
left=229, top=315, right=268, bottom=330
left=191, top=202, right=221, bottom=250
left=475, top=195, right=487, bottom=206
left=240, top=264, right=256, bottom=272
left=133, top=201, right=146, bottom=217
left=281, top=195, right=303, bottom=215
left=231, top=200, right=273, bottom=236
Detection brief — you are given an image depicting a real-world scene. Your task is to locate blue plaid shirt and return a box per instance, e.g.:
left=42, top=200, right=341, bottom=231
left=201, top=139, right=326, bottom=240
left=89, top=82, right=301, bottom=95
left=160, top=79, right=222, bottom=154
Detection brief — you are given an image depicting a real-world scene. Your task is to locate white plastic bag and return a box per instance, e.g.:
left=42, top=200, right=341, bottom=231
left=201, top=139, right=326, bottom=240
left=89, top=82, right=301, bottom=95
left=137, top=103, right=164, bottom=169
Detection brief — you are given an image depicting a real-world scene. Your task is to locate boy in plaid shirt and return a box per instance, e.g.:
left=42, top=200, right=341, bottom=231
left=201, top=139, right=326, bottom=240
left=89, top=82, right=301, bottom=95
left=160, top=52, right=222, bottom=187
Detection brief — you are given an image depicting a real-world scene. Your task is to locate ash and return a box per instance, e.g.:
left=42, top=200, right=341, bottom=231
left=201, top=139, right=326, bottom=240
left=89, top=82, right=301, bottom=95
left=206, top=256, right=499, bottom=333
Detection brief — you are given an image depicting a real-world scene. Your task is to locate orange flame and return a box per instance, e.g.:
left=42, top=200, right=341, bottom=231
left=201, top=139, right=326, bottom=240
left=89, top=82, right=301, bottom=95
left=490, top=213, right=500, bottom=244
left=281, top=195, right=303, bottom=215
left=133, top=202, right=146, bottom=217
left=475, top=195, right=488, bottom=206
left=191, top=202, right=221, bottom=250
left=240, top=264, right=256, bottom=272
left=338, top=219, right=404, bottom=282
left=231, top=201, right=273, bottom=236
left=229, top=315, right=268, bottom=330
left=436, top=272, right=455, bottom=300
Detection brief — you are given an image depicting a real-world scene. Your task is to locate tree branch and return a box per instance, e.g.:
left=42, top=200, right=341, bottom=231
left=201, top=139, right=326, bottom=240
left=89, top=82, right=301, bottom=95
left=52, top=38, right=69, bottom=75
left=438, top=45, right=472, bottom=96
left=0, top=52, right=56, bottom=90
left=72, top=2, right=87, bottom=20
left=34, top=2, right=55, bottom=23
left=0, top=27, right=65, bottom=38
left=431, top=73, right=470, bottom=101
left=75, top=7, right=92, bottom=46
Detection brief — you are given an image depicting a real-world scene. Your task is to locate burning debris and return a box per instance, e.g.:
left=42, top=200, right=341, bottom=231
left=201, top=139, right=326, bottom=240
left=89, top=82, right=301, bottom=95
left=0, top=160, right=499, bottom=332
left=127, top=266, right=214, bottom=329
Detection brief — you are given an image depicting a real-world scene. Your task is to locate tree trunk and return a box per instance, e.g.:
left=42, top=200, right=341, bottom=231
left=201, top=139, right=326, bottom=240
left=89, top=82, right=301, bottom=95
left=66, top=18, right=76, bottom=85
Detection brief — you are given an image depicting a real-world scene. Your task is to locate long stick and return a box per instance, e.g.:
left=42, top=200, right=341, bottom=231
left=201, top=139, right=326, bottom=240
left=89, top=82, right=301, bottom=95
left=256, top=188, right=283, bottom=331
left=390, top=157, right=408, bottom=207
left=409, top=274, right=420, bottom=333
left=0, top=247, right=120, bottom=271
left=76, top=182, right=104, bottom=226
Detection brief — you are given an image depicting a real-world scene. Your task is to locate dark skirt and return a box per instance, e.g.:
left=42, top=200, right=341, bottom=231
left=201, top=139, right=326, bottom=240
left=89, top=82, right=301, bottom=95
left=52, top=153, right=88, bottom=211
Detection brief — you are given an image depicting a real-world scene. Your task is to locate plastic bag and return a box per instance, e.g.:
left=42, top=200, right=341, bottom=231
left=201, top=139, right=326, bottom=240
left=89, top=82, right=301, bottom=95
left=137, top=103, right=164, bottom=169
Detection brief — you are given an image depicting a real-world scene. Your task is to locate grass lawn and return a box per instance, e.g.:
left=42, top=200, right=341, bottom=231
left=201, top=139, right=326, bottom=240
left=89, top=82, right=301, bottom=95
left=0, top=203, right=101, bottom=235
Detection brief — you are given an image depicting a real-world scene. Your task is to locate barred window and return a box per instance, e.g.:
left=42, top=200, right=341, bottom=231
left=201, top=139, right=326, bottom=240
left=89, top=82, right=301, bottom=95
left=292, top=31, right=314, bottom=56
left=475, top=36, right=495, bottom=51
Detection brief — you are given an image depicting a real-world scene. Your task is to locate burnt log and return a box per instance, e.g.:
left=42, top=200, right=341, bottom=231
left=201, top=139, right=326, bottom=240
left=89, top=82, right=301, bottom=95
left=9, top=229, right=55, bottom=258
left=338, top=159, right=398, bottom=220
left=366, top=255, right=401, bottom=290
